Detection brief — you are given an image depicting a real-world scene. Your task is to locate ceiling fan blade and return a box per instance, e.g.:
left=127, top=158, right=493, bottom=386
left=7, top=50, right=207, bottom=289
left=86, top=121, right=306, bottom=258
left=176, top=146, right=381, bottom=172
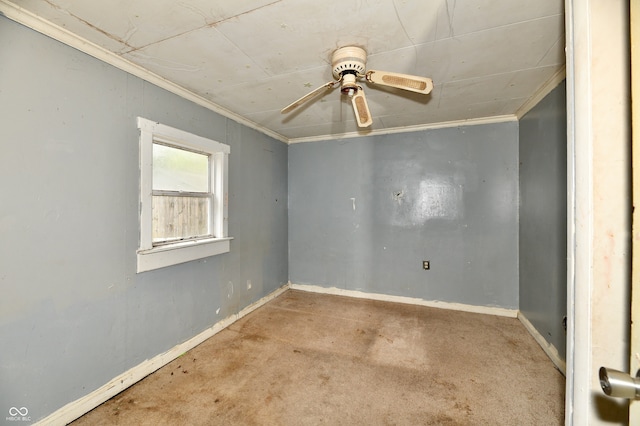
left=366, top=70, right=434, bottom=95
left=351, top=88, right=373, bottom=128
left=281, top=81, right=337, bottom=113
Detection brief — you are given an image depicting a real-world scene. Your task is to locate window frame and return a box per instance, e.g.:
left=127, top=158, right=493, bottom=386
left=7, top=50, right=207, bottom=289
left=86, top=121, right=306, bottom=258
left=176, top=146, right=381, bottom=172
left=136, top=117, right=231, bottom=273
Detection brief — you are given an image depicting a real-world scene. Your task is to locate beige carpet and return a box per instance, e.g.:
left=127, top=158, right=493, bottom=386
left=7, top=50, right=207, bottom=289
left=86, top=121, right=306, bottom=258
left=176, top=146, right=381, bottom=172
left=71, top=290, right=565, bottom=425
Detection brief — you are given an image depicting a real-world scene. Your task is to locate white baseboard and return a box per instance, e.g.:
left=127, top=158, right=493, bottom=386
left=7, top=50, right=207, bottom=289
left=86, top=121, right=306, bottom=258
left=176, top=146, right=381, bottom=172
left=517, top=312, right=566, bottom=375
left=289, top=283, right=519, bottom=318
left=35, top=284, right=289, bottom=426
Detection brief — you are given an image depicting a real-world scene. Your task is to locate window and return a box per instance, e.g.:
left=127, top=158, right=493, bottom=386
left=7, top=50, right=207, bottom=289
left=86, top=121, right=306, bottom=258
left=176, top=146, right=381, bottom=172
left=136, top=117, right=230, bottom=273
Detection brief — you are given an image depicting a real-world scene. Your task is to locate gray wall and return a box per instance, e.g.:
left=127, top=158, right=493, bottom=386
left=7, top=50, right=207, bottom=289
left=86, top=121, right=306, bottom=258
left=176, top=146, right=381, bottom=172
left=518, top=81, right=568, bottom=360
left=289, top=123, right=520, bottom=309
left=0, top=17, right=287, bottom=423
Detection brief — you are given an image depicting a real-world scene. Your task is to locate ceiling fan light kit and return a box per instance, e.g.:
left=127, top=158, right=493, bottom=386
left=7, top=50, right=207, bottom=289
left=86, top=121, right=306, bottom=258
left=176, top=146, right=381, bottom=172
left=281, top=46, right=433, bottom=128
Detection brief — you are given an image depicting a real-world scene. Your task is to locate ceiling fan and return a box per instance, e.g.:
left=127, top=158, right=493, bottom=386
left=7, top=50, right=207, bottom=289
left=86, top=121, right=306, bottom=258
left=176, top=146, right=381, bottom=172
left=281, top=46, right=434, bottom=128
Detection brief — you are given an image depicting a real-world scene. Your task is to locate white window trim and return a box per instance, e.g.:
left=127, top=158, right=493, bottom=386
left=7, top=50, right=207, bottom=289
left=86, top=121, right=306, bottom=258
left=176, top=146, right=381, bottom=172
left=136, top=117, right=231, bottom=273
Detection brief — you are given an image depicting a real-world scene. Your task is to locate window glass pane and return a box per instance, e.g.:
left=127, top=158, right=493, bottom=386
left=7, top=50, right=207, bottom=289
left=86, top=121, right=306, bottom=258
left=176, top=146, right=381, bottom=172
left=152, top=195, right=210, bottom=243
left=153, top=143, right=209, bottom=192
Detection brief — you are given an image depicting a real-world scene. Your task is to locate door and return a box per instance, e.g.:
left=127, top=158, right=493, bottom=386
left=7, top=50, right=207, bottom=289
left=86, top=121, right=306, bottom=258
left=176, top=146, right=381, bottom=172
left=598, top=1, right=639, bottom=422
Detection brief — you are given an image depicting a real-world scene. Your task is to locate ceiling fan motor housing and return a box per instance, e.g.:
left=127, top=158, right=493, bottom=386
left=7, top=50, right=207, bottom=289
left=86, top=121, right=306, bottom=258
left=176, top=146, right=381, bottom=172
left=332, top=46, right=367, bottom=79
left=332, top=46, right=367, bottom=95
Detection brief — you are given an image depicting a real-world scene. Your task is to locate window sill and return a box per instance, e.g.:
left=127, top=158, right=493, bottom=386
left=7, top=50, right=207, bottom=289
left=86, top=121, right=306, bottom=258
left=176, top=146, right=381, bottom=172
left=136, top=237, right=232, bottom=273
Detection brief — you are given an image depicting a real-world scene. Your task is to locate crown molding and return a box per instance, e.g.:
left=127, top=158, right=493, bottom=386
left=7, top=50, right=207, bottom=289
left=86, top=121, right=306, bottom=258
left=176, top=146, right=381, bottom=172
left=515, top=65, right=566, bottom=119
left=287, top=115, right=518, bottom=144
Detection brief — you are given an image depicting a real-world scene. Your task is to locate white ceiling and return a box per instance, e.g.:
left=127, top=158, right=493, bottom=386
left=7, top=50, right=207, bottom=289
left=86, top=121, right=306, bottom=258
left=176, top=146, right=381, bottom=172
left=5, top=0, right=565, bottom=142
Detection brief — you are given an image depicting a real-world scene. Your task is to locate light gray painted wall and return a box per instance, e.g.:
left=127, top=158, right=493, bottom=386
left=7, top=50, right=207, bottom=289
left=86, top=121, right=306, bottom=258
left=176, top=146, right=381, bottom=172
left=289, top=122, right=520, bottom=309
left=518, top=81, right=568, bottom=360
left=0, top=17, right=287, bottom=423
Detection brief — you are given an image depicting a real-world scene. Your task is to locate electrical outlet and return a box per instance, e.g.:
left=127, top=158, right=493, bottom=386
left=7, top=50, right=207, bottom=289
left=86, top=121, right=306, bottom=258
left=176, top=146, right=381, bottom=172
left=423, top=261, right=430, bottom=270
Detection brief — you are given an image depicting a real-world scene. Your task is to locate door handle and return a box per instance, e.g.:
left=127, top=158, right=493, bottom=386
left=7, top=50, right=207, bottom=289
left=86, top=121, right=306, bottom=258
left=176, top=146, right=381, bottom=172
left=599, top=367, right=640, bottom=399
